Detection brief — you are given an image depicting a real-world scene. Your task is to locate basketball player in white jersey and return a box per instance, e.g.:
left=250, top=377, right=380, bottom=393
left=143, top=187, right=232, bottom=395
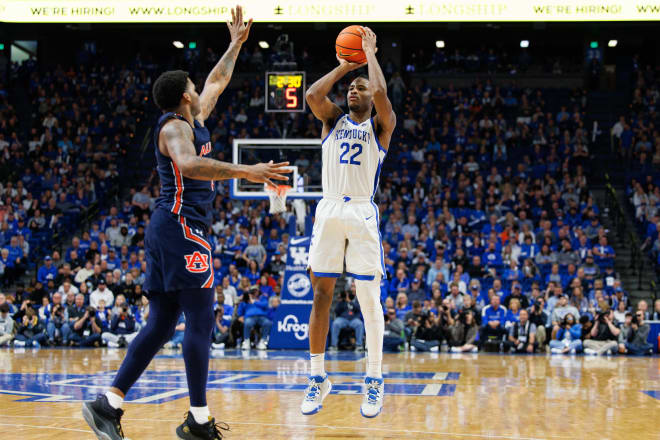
left=300, top=27, right=395, bottom=418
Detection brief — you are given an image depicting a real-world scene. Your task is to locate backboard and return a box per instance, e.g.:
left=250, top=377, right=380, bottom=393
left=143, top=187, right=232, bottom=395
left=230, top=138, right=323, bottom=200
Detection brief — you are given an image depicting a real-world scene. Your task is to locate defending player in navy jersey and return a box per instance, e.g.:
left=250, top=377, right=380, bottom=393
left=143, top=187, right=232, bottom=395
left=301, top=27, right=396, bottom=418
left=82, top=6, right=290, bottom=440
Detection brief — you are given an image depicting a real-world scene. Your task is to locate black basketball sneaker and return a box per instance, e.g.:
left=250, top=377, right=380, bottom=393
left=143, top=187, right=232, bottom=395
left=176, top=411, right=230, bottom=439
left=82, top=394, right=126, bottom=440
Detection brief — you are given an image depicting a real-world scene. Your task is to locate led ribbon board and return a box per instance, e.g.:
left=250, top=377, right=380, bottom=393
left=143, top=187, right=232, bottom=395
left=1, top=1, right=659, bottom=23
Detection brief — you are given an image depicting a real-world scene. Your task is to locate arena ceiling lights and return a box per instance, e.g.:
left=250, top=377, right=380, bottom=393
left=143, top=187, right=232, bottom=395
left=1, top=0, right=659, bottom=23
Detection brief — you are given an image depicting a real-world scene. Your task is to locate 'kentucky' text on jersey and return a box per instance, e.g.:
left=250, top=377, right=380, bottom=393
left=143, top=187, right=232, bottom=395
left=321, top=114, right=386, bottom=199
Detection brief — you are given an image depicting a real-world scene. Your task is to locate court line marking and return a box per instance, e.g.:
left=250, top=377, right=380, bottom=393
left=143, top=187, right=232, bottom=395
left=0, top=415, right=571, bottom=439
left=0, top=422, right=92, bottom=433
left=130, top=388, right=189, bottom=404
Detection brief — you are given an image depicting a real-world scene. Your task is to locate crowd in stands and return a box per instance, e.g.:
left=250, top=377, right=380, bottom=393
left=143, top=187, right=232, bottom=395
left=618, top=69, right=660, bottom=284
left=0, top=45, right=656, bottom=355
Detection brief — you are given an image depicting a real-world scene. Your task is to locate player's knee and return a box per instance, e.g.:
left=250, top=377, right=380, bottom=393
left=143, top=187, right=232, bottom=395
left=355, top=277, right=381, bottom=311
left=312, top=284, right=334, bottom=302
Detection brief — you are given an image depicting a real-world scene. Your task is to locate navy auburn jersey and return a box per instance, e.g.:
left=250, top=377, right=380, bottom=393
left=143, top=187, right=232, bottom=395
left=153, top=112, right=215, bottom=227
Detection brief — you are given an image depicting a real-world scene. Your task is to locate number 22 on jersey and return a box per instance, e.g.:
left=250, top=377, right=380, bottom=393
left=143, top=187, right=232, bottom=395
left=339, top=142, right=362, bottom=165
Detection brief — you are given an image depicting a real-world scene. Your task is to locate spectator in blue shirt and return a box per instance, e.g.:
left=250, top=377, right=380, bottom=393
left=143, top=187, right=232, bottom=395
left=7, top=236, right=25, bottom=279
left=237, top=286, right=272, bottom=350
left=480, top=294, right=508, bottom=346
left=37, top=256, right=57, bottom=285
left=211, top=291, right=233, bottom=349
left=105, top=248, right=121, bottom=271
left=549, top=313, right=582, bottom=354
left=65, top=237, right=84, bottom=263
left=258, top=275, right=275, bottom=298
left=519, top=235, right=539, bottom=261
left=592, top=236, right=615, bottom=269
left=482, top=242, right=502, bottom=269
left=426, top=258, right=448, bottom=288
left=164, top=314, right=185, bottom=349
left=212, top=258, right=227, bottom=286
left=389, top=269, right=410, bottom=298
left=244, top=259, right=261, bottom=285
left=395, top=292, right=412, bottom=322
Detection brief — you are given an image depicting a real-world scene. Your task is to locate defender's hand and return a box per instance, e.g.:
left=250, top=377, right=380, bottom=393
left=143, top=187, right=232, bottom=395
left=227, top=5, right=253, bottom=44
left=245, top=161, right=292, bottom=188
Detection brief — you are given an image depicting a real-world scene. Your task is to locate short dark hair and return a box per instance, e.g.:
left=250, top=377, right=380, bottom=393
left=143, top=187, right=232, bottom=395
left=352, top=74, right=369, bottom=84
left=152, top=70, right=189, bottom=111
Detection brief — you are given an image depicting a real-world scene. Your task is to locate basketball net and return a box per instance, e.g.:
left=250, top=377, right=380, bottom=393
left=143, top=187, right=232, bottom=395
left=265, top=184, right=291, bottom=214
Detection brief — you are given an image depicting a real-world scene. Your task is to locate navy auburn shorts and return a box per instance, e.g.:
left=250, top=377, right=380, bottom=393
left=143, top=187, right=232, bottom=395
left=143, top=208, right=214, bottom=293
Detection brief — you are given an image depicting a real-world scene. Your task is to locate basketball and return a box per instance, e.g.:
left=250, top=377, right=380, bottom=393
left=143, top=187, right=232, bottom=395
left=335, top=25, right=366, bottom=64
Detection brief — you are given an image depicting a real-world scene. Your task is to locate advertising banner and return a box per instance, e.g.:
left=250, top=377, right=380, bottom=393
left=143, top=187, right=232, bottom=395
left=269, top=236, right=313, bottom=349
left=1, top=1, right=659, bottom=23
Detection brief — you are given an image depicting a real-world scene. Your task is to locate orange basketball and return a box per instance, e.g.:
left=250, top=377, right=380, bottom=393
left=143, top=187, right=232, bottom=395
left=335, top=25, right=366, bottom=64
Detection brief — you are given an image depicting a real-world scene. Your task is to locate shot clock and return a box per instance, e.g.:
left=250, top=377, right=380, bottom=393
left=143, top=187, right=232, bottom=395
left=265, top=72, right=306, bottom=113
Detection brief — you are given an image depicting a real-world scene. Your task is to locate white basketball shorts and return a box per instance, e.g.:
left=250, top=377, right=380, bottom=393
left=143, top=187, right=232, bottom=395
left=307, top=194, right=385, bottom=281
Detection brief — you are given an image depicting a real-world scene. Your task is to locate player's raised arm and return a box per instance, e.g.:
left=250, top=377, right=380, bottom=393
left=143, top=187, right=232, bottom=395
left=160, top=119, right=290, bottom=187
left=361, top=27, right=396, bottom=143
left=306, top=57, right=364, bottom=129
left=196, top=5, right=253, bottom=123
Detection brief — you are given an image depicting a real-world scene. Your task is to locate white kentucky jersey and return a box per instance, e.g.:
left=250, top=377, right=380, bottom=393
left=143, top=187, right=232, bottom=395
left=321, top=114, right=387, bottom=199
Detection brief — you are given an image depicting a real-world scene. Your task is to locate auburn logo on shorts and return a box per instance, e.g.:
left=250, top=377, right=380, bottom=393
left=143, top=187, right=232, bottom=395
left=184, top=251, right=210, bottom=273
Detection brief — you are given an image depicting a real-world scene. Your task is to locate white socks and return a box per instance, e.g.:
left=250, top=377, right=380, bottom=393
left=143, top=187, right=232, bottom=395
left=190, top=406, right=211, bottom=424
left=105, top=391, right=124, bottom=409
left=310, top=353, right=325, bottom=377
left=355, top=275, right=384, bottom=378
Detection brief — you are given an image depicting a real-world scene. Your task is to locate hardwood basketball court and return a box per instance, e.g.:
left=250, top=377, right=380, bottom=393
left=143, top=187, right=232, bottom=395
left=0, top=348, right=658, bottom=439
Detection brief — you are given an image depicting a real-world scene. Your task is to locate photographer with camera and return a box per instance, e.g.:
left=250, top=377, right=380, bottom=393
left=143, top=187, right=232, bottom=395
left=583, top=302, right=620, bottom=355
left=410, top=302, right=448, bottom=352
left=461, top=294, right=481, bottom=326
left=449, top=310, right=479, bottom=353
left=618, top=311, right=652, bottom=355
left=549, top=313, right=582, bottom=354
left=102, top=303, right=138, bottom=348
left=383, top=307, right=405, bottom=352
left=69, top=305, right=103, bottom=347
left=529, top=298, right=549, bottom=347
left=329, top=286, right=364, bottom=352
left=504, top=309, right=537, bottom=353
left=404, top=300, right=425, bottom=342
left=46, top=299, right=71, bottom=346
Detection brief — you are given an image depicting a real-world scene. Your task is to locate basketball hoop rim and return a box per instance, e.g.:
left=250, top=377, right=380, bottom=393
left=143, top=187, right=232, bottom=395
left=265, top=185, right=292, bottom=197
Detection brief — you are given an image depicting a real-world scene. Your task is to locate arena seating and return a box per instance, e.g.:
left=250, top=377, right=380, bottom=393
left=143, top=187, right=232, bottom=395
left=0, top=46, right=656, bottom=355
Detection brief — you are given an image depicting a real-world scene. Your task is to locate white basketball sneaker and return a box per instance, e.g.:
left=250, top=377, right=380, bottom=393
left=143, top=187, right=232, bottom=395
left=300, top=375, right=332, bottom=415
left=360, top=377, right=384, bottom=418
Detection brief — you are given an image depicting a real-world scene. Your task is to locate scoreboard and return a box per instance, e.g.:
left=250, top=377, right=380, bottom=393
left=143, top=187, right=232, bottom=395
left=265, top=72, right=305, bottom=113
